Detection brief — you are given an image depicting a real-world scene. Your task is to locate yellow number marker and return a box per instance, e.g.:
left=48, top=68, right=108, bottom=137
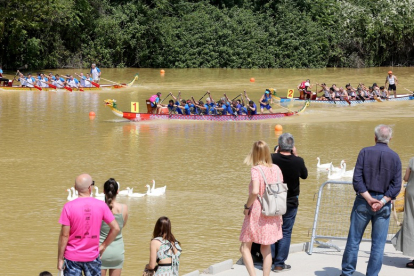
left=131, top=102, right=139, bottom=113
left=287, top=89, right=294, bottom=99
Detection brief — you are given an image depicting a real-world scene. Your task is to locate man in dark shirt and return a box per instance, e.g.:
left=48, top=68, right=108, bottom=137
left=271, top=133, right=308, bottom=272
left=341, top=124, right=401, bottom=276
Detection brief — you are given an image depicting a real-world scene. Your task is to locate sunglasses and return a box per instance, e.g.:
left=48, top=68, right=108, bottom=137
left=89, top=180, right=95, bottom=188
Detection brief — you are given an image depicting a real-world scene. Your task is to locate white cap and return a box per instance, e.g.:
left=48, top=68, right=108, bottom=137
left=305, top=82, right=310, bottom=86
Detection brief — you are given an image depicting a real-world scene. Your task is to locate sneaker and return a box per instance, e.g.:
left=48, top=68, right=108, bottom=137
left=272, top=264, right=291, bottom=273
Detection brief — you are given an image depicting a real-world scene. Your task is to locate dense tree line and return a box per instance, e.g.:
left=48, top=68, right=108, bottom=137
left=1, top=0, right=414, bottom=69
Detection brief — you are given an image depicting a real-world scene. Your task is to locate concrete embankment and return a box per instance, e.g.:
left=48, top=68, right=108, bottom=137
left=183, top=241, right=413, bottom=276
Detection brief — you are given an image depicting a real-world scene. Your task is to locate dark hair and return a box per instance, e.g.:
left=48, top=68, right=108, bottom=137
left=157, top=92, right=162, bottom=97
left=104, top=178, right=118, bottom=210
left=330, top=87, right=334, bottom=92
left=169, top=99, right=174, bottom=104
left=39, top=272, right=53, bottom=276
left=199, top=100, right=204, bottom=105
left=181, top=99, right=186, bottom=104
left=249, top=100, right=254, bottom=105
left=152, top=216, right=179, bottom=245
left=380, top=86, right=384, bottom=89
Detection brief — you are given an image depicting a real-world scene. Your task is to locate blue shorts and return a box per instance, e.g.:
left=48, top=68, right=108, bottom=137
left=260, top=104, right=271, bottom=110
left=64, top=257, right=101, bottom=276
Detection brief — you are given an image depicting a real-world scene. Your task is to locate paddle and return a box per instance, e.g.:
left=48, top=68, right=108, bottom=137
left=199, top=91, right=209, bottom=101
left=159, top=92, right=172, bottom=104
left=100, top=77, right=123, bottom=86
left=38, top=79, right=57, bottom=89
left=404, top=87, right=414, bottom=96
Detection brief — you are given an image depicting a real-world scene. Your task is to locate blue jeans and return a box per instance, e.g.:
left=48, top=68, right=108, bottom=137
left=64, top=257, right=101, bottom=276
left=341, top=194, right=391, bottom=276
left=272, top=206, right=298, bottom=267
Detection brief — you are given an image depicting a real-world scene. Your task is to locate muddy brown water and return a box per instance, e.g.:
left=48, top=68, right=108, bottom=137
left=1, top=68, right=413, bottom=275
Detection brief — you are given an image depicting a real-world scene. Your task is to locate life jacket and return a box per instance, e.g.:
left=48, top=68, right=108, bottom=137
left=149, top=94, right=158, bottom=104
left=299, top=81, right=307, bottom=89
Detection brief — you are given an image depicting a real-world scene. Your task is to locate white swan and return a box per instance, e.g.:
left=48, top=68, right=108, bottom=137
left=117, top=182, right=129, bottom=196
left=66, top=189, right=77, bottom=201
left=341, top=162, right=354, bottom=178
left=151, top=180, right=166, bottom=194
left=329, top=160, right=345, bottom=173
left=128, top=187, right=146, bottom=198
left=94, top=187, right=105, bottom=201
left=70, top=187, right=79, bottom=199
left=146, top=184, right=165, bottom=196
left=317, top=157, right=332, bottom=169
left=327, top=167, right=343, bottom=179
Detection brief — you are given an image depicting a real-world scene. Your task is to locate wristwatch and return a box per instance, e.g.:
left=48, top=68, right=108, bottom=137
left=244, top=204, right=250, bottom=210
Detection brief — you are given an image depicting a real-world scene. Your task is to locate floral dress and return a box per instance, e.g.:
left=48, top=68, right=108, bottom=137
left=239, top=164, right=284, bottom=245
left=154, top=237, right=182, bottom=276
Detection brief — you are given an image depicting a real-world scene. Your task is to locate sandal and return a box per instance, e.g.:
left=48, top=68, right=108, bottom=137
left=406, top=260, right=414, bottom=268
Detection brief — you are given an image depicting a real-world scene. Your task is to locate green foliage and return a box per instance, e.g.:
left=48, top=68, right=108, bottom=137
left=1, top=0, right=414, bottom=69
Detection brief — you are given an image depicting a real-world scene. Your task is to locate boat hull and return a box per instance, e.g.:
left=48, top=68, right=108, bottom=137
left=0, top=84, right=123, bottom=92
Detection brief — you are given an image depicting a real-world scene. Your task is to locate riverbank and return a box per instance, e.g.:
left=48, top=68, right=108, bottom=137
left=187, top=241, right=412, bottom=276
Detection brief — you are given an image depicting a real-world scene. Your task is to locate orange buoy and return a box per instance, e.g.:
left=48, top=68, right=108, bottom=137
left=250, top=77, right=255, bottom=83
left=160, top=69, right=165, bottom=74
left=274, top=124, right=283, bottom=131
left=89, top=111, right=96, bottom=117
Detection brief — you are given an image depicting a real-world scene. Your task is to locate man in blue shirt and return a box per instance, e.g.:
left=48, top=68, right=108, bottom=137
left=341, top=124, right=401, bottom=276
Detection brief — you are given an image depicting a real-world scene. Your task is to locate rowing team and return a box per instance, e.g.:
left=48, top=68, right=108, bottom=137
left=150, top=90, right=276, bottom=115
left=16, top=71, right=100, bottom=89
left=315, top=83, right=392, bottom=101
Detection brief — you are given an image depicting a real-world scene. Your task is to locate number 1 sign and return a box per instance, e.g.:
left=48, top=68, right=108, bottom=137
left=131, top=102, right=139, bottom=113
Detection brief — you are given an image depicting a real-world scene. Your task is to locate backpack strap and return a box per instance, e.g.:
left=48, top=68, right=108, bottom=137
left=257, top=165, right=270, bottom=186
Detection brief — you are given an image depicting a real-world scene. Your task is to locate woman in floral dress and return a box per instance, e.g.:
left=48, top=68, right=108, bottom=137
left=240, top=141, right=284, bottom=276
left=145, top=217, right=182, bottom=276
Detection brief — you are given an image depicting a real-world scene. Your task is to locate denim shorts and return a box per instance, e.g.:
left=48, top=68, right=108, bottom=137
left=64, top=257, right=101, bottom=276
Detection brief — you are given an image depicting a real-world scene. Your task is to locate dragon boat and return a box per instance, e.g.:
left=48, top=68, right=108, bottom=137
left=0, top=74, right=139, bottom=92
left=273, top=93, right=414, bottom=106
left=104, top=99, right=309, bottom=122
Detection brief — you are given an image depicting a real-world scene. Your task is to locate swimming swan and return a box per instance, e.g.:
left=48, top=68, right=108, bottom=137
left=151, top=180, right=166, bottom=194
left=317, top=157, right=332, bottom=169
left=128, top=187, right=146, bottom=198
left=146, top=184, right=165, bottom=196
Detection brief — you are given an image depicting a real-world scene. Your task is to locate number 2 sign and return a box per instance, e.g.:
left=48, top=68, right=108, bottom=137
left=131, top=102, right=139, bottom=113
left=287, top=89, right=294, bottom=99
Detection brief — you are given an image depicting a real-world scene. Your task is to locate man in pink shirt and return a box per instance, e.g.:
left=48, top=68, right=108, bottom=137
left=57, top=174, right=120, bottom=275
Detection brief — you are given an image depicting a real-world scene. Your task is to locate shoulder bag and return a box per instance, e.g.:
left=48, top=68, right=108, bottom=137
left=257, top=166, right=288, bottom=216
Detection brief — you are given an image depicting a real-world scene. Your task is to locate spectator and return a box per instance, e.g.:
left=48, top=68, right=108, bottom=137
left=341, top=125, right=401, bottom=276
left=57, top=174, right=120, bottom=276
left=392, top=157, right=414, bottom=268
left=39, top=272, right=52, bottom=276
left=271, top=133, right=308, bottom=272
left=145, top=216, right=182, bottom=275
left=240, top=140, right=284, bottom=276
left=100, top=178, right=129, bottom=276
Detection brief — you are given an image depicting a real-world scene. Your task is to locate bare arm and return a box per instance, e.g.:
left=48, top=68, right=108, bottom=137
left=122, top=204, right=129, bottom=228
left=243, top=179, right=259, bottom=215
left=99, top=219, right=120, bottom=256
left=259, top=95, right=265, bottom=105
left=146, top=239, right=160, bottom=269
left=395, top=75, right=398, bottom=85
left=57, top=225, right=70, bottom=270
left=404, top=167, right=411, bottom=182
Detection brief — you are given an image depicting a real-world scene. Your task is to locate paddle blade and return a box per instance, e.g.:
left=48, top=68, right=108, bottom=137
left=64, top=86, right=73, bottom=92
left=80, top=88, right=84, bottom=92
left=34, top=85, right=42, bottom=91
left=91, top=81, right=100, bottom=88
left=48, top=83, right=57, bottom=89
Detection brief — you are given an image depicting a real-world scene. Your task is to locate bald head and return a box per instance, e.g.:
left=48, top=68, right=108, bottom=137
left=75, top=174, right=93, bottom=192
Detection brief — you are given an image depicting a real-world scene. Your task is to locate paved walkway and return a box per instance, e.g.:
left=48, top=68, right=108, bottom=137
left=210, top=242, right=413, bottom=276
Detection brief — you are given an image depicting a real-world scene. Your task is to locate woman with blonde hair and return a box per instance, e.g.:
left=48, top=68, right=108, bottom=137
left=240, top=141, right=284, bottom=276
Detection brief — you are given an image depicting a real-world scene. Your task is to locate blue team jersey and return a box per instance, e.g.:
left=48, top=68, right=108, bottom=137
left=175, top=101, right=183, bottom=114
left=221, top=104, right=227, bottom=115
left=236, top=104, right=243, bottom=115
left=249, top=103, right=257, bottom=115
left=184, top=104, right=191, bottom=115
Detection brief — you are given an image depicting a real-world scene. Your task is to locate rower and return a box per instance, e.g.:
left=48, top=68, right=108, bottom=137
left=76, top=73, right=87, bottom=87
left=379, top=86, right=389, bottom=99
left=38, top=73, right=49, bottom=88
left=317, top=83, right=331, bottom=101
left=346, top=84, right=356, bottom=100
left=232, top=100, right=243, bottom=115
left=223, top=94, right=234, bottom=115
left=66, top=75, right=80, bottom=88
left=215, top=97, right=228, bottom=115
left=17, top=71, right=27, bottom=87
left=25, top=73, right=36, bottom=88
left=85, top=73, right=93, bottom=87
left=90, top=63, right=101, bottom=83
left=48, top=73, right=56, bottom=82
left=53, top=74, right=66, bottom=89
left=170, top=92, right=183, bottom=115
left=206, top=92, right=217, bottom=115
left=259, top=89, right=273, bottom=114
left=244, top=91, right=257, bottom=115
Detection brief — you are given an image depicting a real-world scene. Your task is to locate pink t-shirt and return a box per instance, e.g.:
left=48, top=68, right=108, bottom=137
left=59, top=197, right=115, bottom=262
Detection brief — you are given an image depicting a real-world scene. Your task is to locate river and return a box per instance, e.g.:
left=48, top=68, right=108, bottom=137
left=0, top=68, right=413, bottom=275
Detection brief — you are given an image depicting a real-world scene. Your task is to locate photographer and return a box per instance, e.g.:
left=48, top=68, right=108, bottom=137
left=271, top=133, right=308, bottom=272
